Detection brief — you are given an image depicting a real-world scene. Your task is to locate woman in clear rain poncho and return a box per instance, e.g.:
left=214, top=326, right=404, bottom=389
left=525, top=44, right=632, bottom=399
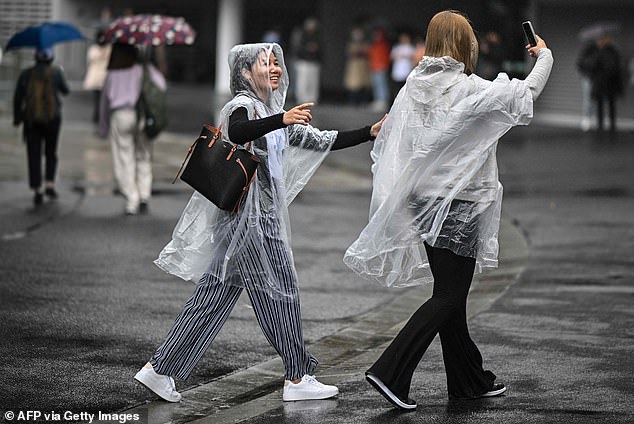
left=134, top=43, right=386, bottom=403
left=344, top=11, right=553, bottom=410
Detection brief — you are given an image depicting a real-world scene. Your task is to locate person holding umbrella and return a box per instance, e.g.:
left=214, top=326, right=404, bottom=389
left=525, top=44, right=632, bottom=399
left=12, top=47, right=70, bottom=205
left=98, top=14, right=194, bottom=215
left=7, top=22, right=82, bottom=206
left=98, top=43, right=166, bottom=215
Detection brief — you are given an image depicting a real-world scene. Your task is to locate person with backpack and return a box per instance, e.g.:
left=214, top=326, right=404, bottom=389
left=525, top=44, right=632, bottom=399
left=13, top=48, right=69, bottom=206
left=98, top=43, right=166, bottom=215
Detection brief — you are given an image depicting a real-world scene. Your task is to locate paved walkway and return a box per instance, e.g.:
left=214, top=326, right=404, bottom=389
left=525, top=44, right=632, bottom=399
left=1, top=86, right=633, bottom=424
left=103, top=220, right=526, bottom=424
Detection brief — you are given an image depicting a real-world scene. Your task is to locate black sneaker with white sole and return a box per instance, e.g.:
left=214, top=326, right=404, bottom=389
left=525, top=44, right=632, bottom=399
left=365, top=372, right=417, bottom=411
left=480, top=383, right=507, bottom=398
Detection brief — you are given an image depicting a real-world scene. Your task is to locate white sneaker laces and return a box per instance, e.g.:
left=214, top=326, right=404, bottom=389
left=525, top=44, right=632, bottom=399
left=304, top=375, right=320, bottom=385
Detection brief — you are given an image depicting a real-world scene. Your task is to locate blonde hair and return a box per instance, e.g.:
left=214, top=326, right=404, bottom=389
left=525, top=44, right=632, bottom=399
left=425, top=10, right=478, bottom=74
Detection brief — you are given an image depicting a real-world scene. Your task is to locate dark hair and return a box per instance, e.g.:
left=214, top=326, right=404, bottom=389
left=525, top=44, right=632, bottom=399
left=35, top=48, right=54, bottom=63
left=107, top=43, right=138, bottom=70
left=230, top=49, right=260, bottom=95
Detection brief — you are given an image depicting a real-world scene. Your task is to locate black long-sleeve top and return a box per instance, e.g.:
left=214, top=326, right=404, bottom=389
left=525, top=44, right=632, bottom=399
left=228, top=107, right=374, bottom=151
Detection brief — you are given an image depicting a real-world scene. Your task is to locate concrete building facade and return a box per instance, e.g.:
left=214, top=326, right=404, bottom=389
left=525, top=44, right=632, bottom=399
left=1, top=0, right=632, bottom=126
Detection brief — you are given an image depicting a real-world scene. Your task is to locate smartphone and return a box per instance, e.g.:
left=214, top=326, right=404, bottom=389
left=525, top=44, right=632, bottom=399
left=522, top=21, right=538, bottom=47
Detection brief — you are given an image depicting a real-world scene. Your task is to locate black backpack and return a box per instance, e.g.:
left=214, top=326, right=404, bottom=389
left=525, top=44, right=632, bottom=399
left=24, top=67, right=58, bottom=125
left=137, top=64, right=167, bottom=139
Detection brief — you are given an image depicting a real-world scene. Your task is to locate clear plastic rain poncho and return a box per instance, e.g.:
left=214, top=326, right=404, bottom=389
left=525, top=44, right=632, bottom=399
left=344, top=56, right=533, bottom=288
left=155, top=43, right=337, bottom=300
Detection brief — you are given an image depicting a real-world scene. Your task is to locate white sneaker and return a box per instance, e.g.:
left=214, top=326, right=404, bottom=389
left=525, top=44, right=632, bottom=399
left=282, top=374, right=339, bottom=401
left=134, top=363, right=182, bottom=402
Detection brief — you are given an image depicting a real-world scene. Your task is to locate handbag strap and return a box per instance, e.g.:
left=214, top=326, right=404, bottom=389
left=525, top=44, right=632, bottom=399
left=232, top=158, right=258, bottom=213
left=171, top=124, right=222, bottom=184
left=172, top=107, right=260, bottom=185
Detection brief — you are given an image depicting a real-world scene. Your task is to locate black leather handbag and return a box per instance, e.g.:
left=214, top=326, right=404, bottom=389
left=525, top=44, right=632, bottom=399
left=174, top=124, right=260, bottom=213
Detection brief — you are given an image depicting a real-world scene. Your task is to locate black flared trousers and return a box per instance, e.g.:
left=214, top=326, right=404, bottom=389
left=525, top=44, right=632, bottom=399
left=367, top=242, right=496, bottom=400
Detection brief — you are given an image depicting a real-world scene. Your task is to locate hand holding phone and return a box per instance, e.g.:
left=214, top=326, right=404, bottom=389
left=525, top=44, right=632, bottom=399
left=522, top=21, right=538, bottom=47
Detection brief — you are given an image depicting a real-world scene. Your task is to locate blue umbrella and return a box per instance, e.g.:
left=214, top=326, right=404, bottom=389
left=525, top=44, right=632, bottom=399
left=5, top=21, right=85, bottom=51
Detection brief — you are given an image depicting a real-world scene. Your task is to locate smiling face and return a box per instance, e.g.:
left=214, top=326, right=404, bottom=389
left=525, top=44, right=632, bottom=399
left=251, top=50, right=282, bottom=94
left=229, top=43, right=288, bottom=111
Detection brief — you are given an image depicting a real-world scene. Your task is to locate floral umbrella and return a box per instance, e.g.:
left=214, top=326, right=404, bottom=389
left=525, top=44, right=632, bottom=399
left=104, top=14, right=195, bottom=46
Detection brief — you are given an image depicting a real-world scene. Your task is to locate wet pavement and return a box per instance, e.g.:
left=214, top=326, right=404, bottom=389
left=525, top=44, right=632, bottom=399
left=0, top=86, right=633, bottom=424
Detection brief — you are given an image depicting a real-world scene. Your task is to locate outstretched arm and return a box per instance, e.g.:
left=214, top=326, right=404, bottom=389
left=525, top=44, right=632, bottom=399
left=228, top=103, right=316, bottom=145
left=229, top=104, right=387, bottom=152
left=525, top=35, right=553, bottom=100
left=331, top=114, right=387, bottom=151
left=228, top=107, right=285, bottom=144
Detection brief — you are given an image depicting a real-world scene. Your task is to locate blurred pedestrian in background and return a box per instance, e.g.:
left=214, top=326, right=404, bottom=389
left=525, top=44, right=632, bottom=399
left=343, top=26, right=371, bottom=105
left=587, top=34, right=623, bottom=132
left=368, top=27, right=391, bottom=112
left=13, top=48, right=69, bottom=206
left=412, top=35, right=426, bottom=65
left=262, top=27, right=282, bottom=45
left=83, top=28, right=111, bottom=125
left=390, top=32, right=415, bottom=102
left=345, top=10, right=553, bottom=410
left=98, top=43, right=166, bottom=215
left=294, top=17, right=322, bottom=103
left=138, top=42, right=386, bottom=404
left=477, top=31, right=504, bottom=80
left=98, top=6, right=112, bottom=28
left=576, top=40, right=598, bottom=131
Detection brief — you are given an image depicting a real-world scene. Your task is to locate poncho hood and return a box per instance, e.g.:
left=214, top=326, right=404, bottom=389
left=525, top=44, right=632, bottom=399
left=228, top=43, right=289, bottom=113
left=407, top=56, right=466, bottom=104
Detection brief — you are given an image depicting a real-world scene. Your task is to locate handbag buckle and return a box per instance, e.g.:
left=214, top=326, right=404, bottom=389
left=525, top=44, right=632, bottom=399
left=208, top=132, right=220, bottom=148
left=226, top=144, right=238, bottom=160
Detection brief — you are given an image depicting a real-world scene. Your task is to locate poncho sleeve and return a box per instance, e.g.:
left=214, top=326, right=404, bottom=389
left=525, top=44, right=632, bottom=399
left=283, top=124, right=337, bottom=204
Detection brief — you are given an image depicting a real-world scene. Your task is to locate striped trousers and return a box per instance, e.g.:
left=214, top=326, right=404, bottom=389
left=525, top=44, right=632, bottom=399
left=150, top=213, right=318, bottom=381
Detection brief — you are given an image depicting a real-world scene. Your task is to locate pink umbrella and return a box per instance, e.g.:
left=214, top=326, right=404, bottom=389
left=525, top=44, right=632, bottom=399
left=104, top=14, right=195, bottom=46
